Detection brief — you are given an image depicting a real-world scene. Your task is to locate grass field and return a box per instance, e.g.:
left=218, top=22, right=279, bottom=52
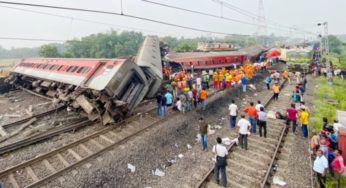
left=0, top=59, right=19, bottom=77
left=310, top=77, right=346, bottom=130
left=310, top=76, right=346, bottom=187
left=0, top=59, right=19, bottom=70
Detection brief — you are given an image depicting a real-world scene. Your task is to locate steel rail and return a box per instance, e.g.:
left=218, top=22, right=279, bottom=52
left=1, top=105, right=66, bottom=129
left=26, top=111, right=168, bottom=188
left=195, top=79, right=287, bottom=188
left=0, top=106, right=158, bottom=187
left=260, top=124, right=287, bottom=188
left=0, top=118, right=89, bottom=155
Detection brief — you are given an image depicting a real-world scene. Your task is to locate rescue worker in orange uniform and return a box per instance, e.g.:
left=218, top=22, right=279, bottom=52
left=199, top=87, right=208, bottom=110
left=213, top=71, right=219, bottom=89
left=226, top=73, right=232, bottom=88
left=283, top=70, right=290, bottom=83
left=218, top=72, right=224, bottom=89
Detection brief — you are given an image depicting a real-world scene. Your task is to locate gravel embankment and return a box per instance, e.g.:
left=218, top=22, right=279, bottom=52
left=271, top=75, right=315, bottom=188
left=42, top=73, right=271, bottom=188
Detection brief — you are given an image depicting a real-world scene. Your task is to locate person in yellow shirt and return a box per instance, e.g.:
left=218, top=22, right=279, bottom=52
left=226, top=73, right=232, bottom=88
left=283, top=70, right=290, bottom=83
left=213, top=71, right=219, bottom=89
left=272, top=83, right=280, bottom=101
left=218, top=72, right=224, bottom=89
left=299, top=108, right=309, bottom=138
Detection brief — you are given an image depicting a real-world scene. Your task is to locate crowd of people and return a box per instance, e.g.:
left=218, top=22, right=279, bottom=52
left=156, top=63, right=264, bottom=119
left=312, top=118, right=346, bottom=188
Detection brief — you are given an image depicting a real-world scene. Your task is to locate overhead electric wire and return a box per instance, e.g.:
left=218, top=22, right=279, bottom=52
left=0, top=37, right=64, bottom=42
left=141, top=0, right=291, bottom=32
left=141, top=0, right=315, bottom=35
left=0, top=1, right=243, bottom=36
left=0, top=5, right=174, bottom=36
left=214, top=0, right=316, bottom=35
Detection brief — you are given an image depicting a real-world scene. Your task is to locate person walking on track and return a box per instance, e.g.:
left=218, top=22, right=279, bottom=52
left=264, top=75, right=272, bottom=90
left=228, top=100, right=238, bottom=129
left=244, top=102, right=257, bottom=134
left=198, top=117, right=208, bottom=151
left=272, top=82, right=280, bottom=101
left=257, top=107, right=267, bottom=138
left=213, top=137, right=228, bottom=187
left=241, top=75, right=247, bottom=93
left=237, top=114, right=251, bottom=150
left=199, top=88, right=208, bottom=110
left=286, top=103, right=298, bottom=133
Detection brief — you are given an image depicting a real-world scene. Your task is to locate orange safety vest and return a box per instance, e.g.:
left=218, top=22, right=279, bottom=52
left=200, top=90, right=208, bottom=100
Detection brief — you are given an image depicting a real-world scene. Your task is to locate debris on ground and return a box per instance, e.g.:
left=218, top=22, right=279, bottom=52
left=127, top=163, right=136, bottom=173
left=273, top=176, right=287, bottom=186
left=178, top=154, right=184, bottom=159
left=267, top=111, right=276, bottom=119
left=152, top=169, right=165, bottom=177
left=187, top=144, right=192, bottom=150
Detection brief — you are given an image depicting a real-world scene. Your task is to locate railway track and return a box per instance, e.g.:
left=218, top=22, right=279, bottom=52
left=1, top=105, right=65, bottom=129
left=0, top=106, right=162, bottom=188
left=196, top=80, right=295, bottom=188
left=0, top=73, right=243, bottom=188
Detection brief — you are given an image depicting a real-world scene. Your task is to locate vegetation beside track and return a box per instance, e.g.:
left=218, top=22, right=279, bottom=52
left=310, top=77, right=346, bottom=131
left=310, top=76, right=346, bottom=188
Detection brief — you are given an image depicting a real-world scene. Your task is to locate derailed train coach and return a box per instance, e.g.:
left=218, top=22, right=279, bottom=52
left=6, top=36, right=162, bottom=125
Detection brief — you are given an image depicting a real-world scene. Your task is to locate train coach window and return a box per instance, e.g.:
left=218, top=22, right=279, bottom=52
left=71, top=66, right=79, bottom=72
left=106, top=65, right=114, bottom=69
left=66, top=66, right=73, bottom=72
left=46, top=64, right=53, bottom=70
left=78, top=67, right=90, bottom=74
left=57, top=65, right=63, bottom=71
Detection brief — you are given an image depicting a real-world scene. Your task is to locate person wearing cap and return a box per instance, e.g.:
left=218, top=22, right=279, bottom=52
left=313, top=150, right=328, bottom=188
left=299, top=108, right=309, bottom=138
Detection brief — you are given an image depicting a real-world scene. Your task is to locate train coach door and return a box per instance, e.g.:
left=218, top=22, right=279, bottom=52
left=82, top=61, right=107, bottom=87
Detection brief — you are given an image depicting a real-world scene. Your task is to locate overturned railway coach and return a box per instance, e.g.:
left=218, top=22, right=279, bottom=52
left=6, top=36, right=162, bottom=125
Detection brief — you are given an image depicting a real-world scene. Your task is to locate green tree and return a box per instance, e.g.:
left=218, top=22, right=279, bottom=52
left=39, top=44, right=61, bottom=57
left=327, top=35, right=345, bottom=55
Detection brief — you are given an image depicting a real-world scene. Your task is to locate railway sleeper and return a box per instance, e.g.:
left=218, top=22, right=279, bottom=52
left=231, top=151, right=268, bottom=168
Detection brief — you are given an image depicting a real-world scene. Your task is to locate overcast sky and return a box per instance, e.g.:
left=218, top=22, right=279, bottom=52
left=0, top=0, right=345, bottom=49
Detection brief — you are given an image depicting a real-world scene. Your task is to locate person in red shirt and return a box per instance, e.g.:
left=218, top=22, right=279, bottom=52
left=243, top=102, right=258, bottom=134
left=192, top=87, right=198, bottom=109
left=332, top=149, right=345, bottom=188
left=286, top=103, right=298, bottom=133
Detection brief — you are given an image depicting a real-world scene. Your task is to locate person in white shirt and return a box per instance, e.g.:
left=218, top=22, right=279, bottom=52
left=176, top=97, right=182, bottom=112
left=212, top=137, right=228, bottom=187
left=255, top=100, right=264, bottom=112
left=333, top=119, right=344, bottom=132
left=237, top=115, right=251, bottom=150
left=257, top=107, right=267, bottom=138
left=313, top=150, right=328, bottom=188
left=228, top=100, right=238, bottom=129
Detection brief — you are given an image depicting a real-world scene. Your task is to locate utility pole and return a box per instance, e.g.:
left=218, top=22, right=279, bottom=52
left=257, top=0, right=267, bottom=46
left=318, top=22, right=330, bottom=70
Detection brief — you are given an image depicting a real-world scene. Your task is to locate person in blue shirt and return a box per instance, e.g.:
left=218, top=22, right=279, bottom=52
left=241, top=75, right=247, bottom=93
left=264, top=76, right=272, bottom=90
left=164, top=91, right=173, bottom=107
